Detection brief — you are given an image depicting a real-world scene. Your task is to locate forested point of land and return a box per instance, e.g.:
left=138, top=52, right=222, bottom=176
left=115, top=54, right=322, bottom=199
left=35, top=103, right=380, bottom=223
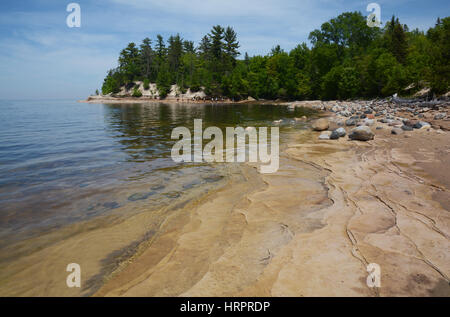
left=101, top=12, right=450, bottom=100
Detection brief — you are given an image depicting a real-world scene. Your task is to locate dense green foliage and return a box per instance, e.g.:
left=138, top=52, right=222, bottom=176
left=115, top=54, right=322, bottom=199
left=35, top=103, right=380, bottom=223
left=102, top=12, right=449, bottom=100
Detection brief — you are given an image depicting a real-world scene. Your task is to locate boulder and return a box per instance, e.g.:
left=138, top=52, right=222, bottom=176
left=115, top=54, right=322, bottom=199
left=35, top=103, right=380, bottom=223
left=312, top=118, right=329, bottom=131
left=413, top=121, right=430, bottom=129
left=391, top=128, right=404, bottom=135
left=401, top=125, right=413, bottom=131
left=330, top=127, right=347, bottom=139
left=348, top=126, right=374, bottom=141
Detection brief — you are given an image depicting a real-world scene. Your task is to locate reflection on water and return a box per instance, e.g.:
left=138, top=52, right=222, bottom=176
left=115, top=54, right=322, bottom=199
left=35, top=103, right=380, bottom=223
left=0, top=100, right=315, bottom=247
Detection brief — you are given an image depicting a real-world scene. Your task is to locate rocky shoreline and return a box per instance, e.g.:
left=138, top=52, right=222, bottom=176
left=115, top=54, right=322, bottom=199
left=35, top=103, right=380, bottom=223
left=285, top=98, right=450, bottom=143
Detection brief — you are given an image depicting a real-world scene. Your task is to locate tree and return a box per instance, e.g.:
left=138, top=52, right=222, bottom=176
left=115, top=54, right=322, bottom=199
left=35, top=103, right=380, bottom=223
left=209, top=25, right=225, bottom=60
left=224, top=26, right=240, bottom=68
left=118, top=42, right=140, bottom=84
left=102, top=68, right=123, bottom=94
left=385, top=16, right=408, bottom=64
left=309, top=12, right=379, bottom=58
left=155, top=35, right=166, bottom=59
left=183, top=40, right=195, bottom=54
left=102, top=13, right=450, bottom=101
left=156, top=63, right=171, bottom=98
left=168, top=34, right=183, bottom=71
left=140, top=37, right=154, bottom=80
left=197, top=35, right=211, bottom=58
left=427, top=17, right=450, bottom=93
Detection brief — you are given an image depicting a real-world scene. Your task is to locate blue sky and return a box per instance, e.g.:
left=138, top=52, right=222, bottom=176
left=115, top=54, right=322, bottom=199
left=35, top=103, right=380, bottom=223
left=0, top=0, right=448, bottom=99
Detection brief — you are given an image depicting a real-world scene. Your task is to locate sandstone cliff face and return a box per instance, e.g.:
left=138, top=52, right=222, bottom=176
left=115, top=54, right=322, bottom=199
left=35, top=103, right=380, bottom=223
left=116, top=82, right=206, bottom=100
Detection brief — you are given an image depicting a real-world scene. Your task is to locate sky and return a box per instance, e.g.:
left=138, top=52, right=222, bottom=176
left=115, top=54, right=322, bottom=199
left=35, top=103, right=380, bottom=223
left=0, top=0, right=448, bottom=100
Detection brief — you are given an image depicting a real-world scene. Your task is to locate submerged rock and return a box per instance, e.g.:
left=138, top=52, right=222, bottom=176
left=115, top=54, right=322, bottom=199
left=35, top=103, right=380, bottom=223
left=348, top=126, right=374, bottom=141
left=151, top=184, right=165, bottom=191
left=128, top=192, right=155, bottom=201
left=164, top=191, right=181, bottom=199
left=103, top=201, right=120, bottom=209
left=203, top=175, right=224, bottom=183
left=183, top=179, right=202, bottom=189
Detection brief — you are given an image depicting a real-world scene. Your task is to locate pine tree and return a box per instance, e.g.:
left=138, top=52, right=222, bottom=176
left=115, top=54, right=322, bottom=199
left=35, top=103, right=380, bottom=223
left=386, top=16, right=408, bottom=64
left=167, top=34, right=183, bottom=72
left=209, top=25, right=224, bottom=60
left=198, top=35, right=211, bottom=58
left=183, top=40, right=195, bottom=54
left=224, top=26, right=240, bottom=58
left=140, top=37, right=154, bottom=80
left=118, top=42, right=140, bottom=83
left=155, top=35, right=166, bottom=59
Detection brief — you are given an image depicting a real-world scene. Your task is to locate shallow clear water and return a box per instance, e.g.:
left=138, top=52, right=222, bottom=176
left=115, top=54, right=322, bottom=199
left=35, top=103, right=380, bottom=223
left=0, top=100, right=315, bottom=246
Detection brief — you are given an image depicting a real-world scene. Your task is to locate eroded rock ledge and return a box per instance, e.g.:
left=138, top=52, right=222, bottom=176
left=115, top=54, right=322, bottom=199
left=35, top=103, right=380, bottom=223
left=94, top=128, right=449, bottom=297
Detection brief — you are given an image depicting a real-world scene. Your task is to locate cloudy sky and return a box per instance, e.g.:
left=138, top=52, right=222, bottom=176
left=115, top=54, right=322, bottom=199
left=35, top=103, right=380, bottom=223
left=0, top=0, right=448, bottom=99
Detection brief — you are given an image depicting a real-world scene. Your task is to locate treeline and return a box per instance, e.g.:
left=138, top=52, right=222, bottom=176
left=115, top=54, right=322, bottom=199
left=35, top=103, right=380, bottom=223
left=101, top=12, right=449, bottom=100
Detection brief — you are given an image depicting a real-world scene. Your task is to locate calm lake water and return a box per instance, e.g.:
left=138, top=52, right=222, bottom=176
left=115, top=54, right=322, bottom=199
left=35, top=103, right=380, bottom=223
left=0, top=100, right=315, bottom=247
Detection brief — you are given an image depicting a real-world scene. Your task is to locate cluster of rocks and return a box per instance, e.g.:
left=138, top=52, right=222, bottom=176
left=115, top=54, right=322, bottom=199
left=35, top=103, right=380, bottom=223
left=313, top=118, right=374, bottom=141
left=327, top=98, right=449, bottom=130
left=308, top=98, right=448, bottom=141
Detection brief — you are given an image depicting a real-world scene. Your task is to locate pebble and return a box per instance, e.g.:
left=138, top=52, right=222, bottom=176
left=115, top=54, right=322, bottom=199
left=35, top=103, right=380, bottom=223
left=318, top=131, right=332, bottom=140
left=345, top=118, right=357, bottom=126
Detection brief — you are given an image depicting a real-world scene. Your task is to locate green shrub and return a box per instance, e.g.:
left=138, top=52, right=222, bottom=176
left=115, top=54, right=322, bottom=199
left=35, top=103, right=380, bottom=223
left=158, top=87, right=169, bottom=99
left=190, top=84, right=201, bottom=92
left=143, top=79, right=150, bottom=90
left=132, top=86, right=142, bottom=97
